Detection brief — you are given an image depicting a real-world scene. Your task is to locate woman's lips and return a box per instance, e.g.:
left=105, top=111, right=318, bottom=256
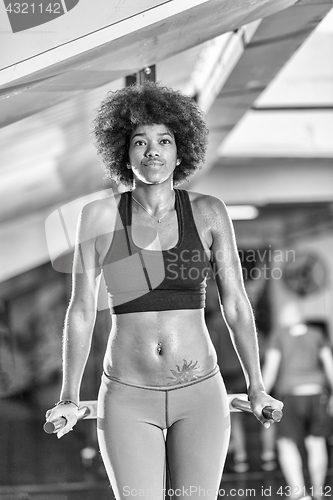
left=143, top=159, right=163, bottom=166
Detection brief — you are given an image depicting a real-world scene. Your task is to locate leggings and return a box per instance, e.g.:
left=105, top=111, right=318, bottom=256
left=97, top=366, right=231, bottom=500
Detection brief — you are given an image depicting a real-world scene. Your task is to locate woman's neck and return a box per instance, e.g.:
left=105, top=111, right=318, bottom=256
left=132, top=182, right=175, bottom=211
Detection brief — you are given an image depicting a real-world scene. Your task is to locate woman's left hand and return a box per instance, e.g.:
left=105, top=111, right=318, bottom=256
left=249, top=390, right=284, bottom=429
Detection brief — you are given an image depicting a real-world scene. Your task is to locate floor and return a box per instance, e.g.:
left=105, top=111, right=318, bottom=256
left=1, top=397, right=332, bottom=500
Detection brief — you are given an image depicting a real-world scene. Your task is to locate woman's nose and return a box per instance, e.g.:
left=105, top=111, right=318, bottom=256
left=145, top=143, right=160, bottom=157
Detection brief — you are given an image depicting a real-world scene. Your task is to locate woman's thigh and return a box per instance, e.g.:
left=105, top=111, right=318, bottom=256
left=166, top=373, right=230, bottom=500
left=97, top=375, right=167, bottom=500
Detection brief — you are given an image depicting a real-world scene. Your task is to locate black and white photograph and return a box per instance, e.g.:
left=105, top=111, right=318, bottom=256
left=0, top=1, right=333, bottom=499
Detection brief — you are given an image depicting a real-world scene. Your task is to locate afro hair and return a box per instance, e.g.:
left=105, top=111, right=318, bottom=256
left=91, top=81, right=208, bottom=187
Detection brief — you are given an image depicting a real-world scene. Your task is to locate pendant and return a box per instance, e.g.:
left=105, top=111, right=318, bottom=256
left=157, top=219, right=161, bottom=223
left=157, top=342, right=162, bottom=355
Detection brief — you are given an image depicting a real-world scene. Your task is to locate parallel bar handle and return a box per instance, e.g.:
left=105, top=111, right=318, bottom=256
left=231, top=397, right=283, bottom=422
left=43, top=406, right=90, bottom=434
left=262, top=406, right=283, bottom=422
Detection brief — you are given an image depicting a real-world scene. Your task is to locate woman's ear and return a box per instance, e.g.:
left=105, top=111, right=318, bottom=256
left=176, top=158, right=181, bottom=166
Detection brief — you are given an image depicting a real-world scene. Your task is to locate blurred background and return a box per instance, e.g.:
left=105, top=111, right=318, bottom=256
left=0, top=0, right=333, bottom=498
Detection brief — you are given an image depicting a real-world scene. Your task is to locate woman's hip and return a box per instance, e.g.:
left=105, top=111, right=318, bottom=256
left=97, top=366, right=229, bottom=431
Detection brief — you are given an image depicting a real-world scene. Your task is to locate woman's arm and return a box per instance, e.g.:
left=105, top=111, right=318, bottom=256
left=207, top=196, right=282, bottom=424
left=48, top=202, right=102, bottom=437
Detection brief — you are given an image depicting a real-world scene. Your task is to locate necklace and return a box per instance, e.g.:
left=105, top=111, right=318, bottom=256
left=131, top=193, right=175, bottom=223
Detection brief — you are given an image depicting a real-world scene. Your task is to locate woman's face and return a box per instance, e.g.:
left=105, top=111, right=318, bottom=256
left=128, top=124, right=180, bottom=185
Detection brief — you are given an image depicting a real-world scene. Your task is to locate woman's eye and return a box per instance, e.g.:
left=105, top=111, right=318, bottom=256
left=161, top=139, right=171, bottom=144
left=134, top=140, right=145, bottom=146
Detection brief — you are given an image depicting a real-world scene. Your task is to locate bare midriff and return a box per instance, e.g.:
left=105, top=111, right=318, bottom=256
left=103, top=309, right=217, bottom=387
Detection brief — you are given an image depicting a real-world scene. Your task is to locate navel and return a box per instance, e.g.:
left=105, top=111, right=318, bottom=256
left=157, top=342, right=163, bottom=356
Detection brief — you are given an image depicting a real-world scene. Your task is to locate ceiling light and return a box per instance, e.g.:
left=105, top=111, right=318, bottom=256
left=226, top=205, right=259, bottom=220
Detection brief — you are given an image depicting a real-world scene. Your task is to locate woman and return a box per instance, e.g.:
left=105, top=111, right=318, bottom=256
left=46, top=82, right=282, bottom=500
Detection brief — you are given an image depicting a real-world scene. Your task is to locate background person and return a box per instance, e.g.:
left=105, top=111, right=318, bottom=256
left=262, top=303, right=333, bottom=500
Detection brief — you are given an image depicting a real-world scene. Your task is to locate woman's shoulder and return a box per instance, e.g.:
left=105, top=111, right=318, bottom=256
left=185, top=190, right=228, bottom=216
left=184, top=190, right=234, bottom=241
left=79, top=191, right=123, bottom=236
left=82, top=192, right=122, bottom=217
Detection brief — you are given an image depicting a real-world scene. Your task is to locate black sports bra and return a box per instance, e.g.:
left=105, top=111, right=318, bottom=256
left=102, top=189, right=211, bottom=314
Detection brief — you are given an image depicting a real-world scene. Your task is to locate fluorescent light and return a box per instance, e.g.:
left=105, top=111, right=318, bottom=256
left=226, top=205, right=259, bottom=220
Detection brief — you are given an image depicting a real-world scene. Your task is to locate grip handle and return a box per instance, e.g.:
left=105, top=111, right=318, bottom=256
left=262, top=406, right=283, bottom=422
left=43, top=418, right=65, bottom=434
left=231, top=398, right=282, bottom=422
left=44, top=406, right=90, bottom=434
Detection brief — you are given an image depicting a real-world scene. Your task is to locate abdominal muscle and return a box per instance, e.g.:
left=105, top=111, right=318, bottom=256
left=103, top=308, right=217, bottom=387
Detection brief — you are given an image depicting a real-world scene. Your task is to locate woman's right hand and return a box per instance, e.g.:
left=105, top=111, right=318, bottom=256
left=45, top=402, right=79, bottom=439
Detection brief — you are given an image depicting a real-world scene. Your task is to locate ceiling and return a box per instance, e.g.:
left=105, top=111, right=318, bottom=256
left=0, top=0, right=332, bottom=282
left=0, top=0, right=299, bottom=126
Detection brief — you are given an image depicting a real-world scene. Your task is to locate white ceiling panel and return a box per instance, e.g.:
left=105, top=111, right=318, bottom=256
left=218, top=7, right=333, bottom=157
